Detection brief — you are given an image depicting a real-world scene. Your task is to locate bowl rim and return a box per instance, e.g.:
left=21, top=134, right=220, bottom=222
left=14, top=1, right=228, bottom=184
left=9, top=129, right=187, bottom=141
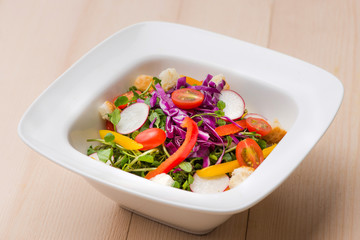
left=18, top=21, right=344, bottom=214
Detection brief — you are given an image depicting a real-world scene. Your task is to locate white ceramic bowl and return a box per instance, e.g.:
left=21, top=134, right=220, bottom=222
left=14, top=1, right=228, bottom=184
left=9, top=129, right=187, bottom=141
left=18, top=21, right=343, bottom=234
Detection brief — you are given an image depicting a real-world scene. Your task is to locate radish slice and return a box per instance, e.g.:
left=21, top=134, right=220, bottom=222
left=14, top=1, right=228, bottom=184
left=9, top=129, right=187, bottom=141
left=116, top=103, right=150, bottom=134
left=190, top=173, right=229, bottom=194
left=243, top=113, right=268, bottom=121
left=219, top=90, right=245, bottom=120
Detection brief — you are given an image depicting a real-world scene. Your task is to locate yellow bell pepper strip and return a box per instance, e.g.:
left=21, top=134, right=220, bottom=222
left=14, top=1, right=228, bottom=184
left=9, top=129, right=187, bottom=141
left=180, top=75, right=203, bottom=86
left=262, top=144, right=277, bottom=159
left=196, top=160, right=240, bottom=178
left=145, top=117, right=199, bottom=179
left=99, top=130, right=143, bottom=150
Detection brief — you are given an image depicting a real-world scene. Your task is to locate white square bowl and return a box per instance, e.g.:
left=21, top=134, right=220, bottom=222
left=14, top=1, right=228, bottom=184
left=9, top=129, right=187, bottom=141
left=18, top=21, right=343, bottom=234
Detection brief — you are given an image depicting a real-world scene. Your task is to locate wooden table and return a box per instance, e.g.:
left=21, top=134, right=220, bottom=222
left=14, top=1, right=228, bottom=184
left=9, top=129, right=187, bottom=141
left=1, top=0, right=359, bottom=239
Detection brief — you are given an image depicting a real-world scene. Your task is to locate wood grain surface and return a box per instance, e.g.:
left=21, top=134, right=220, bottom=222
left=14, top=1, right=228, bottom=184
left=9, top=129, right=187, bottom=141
left=1, top=0, right=359, bottom=239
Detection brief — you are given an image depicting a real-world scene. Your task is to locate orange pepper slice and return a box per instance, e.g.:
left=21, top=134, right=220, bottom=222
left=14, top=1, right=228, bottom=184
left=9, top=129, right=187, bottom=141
left=180, top=75, right=203, bottom=86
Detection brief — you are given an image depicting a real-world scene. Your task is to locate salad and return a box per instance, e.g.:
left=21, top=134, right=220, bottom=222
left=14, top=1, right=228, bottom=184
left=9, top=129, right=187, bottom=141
left=87, top=68, right=286, bottom=193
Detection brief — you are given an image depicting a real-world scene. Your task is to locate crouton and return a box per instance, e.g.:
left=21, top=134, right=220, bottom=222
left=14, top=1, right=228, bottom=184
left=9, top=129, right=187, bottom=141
left=229, top=166, right=254, bottom=189
left=98, top=101, right=116, bottom=120
left=134, top=74, right=153, bottom=91
left=210, top=74, right=230, bottom=90
left=159, top=68, right=180, bottom=91
left=262, top=127, right=287, bottom=144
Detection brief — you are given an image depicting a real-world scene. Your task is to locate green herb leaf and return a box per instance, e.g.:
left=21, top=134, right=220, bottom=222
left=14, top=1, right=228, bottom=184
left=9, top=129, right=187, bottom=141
left=226, top=135, right=233, bottom=148
left=217, top=100, right=226, bottom=110
left=216, top=118, right=227, bottom=126
left=197, top=119, right=203, bottom=127
left=152, top=160, right=161, bottom=167
left=179, top=162, right=193, bottom=173
left=223, top=153, right=233, bottom=162
left=182, top=180, right=189, bottom=190
left=144, top=97, right=151, bottom=106
left=87, top=146, right=96, bottom=155
left=97, top=148, right=113, bottom=163
left=256, top=139, right=267, bottom=149
left=138, top=155, right=154, bottom=163
left=119, top=156, right=129, bottom=168
left=114, top=96, right=129, bottom=107
left=128, top=86, right=137, bottom=91
left=104, top=133, right=115, bottom=143
left=194, top=163, right=202, bottom=170
left=188, top=174, right=194, bottom=184
left=131, top=131, right=140, bottom=139
left=209, top=153, right=218, bottom=162
left=215, top=110, right=225, bottom=117
left=172, top=181, right=180, bottom=188
left=153, top=77, right=162, bottom=85
left=149, top=111, right=160, bottom=128
left=108, top=108, right=121, bottom=127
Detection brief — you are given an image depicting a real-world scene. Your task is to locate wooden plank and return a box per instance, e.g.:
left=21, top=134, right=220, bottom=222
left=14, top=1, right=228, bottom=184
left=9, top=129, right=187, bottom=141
left=246, top=0, right=360, bottom=239
left=127, top=212, right=248, bottom=240
left=0, top=0, right=135, bottom=239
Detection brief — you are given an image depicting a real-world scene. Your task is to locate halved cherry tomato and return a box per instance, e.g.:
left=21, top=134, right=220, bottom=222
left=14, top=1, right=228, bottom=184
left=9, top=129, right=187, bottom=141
left=105, top=120, right=114, bottom=131
left=112, top=90, right=142, bottom=109
left=171, top=88, right=204, bottom=109
left=236, top=138, right=264, bottom=169
left=245, top=117, right=272, bottom=136
left=135, top=128, right=167, bottom=150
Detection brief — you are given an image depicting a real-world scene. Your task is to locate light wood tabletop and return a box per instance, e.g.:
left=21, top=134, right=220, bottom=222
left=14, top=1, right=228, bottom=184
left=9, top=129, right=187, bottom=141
left=1, top=0, right=359, bottom=239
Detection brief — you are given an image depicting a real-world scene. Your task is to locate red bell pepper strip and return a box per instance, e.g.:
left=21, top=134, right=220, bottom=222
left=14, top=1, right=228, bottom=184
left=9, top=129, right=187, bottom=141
left=214, top=120, right=246, bottom=136
left=145, top=117, right=199, bottom=179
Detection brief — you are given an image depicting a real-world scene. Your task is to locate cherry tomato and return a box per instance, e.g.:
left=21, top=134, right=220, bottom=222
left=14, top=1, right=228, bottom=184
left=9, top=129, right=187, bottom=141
left=105, top=120, right=114, bottom=131
left=171, top=88, right=204, bottom=109
left=245, top=117, right=272, bottom=136
left=135, top=128, right=167, bottom=150
left=112, top=90, right=142, bottom=109
left=236, top=138, right=264, bottom=169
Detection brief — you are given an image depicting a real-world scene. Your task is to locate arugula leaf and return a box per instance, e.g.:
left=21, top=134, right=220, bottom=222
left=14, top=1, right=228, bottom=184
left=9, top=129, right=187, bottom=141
left=179, top=162, right=192, bottom=173
left=217, top=100, right=226, bottom=110
left=104, top=133, right=115, bottom=143
left=114, top=96, right=129, bottom=107
left=97, top=148, right=113, bottom=163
